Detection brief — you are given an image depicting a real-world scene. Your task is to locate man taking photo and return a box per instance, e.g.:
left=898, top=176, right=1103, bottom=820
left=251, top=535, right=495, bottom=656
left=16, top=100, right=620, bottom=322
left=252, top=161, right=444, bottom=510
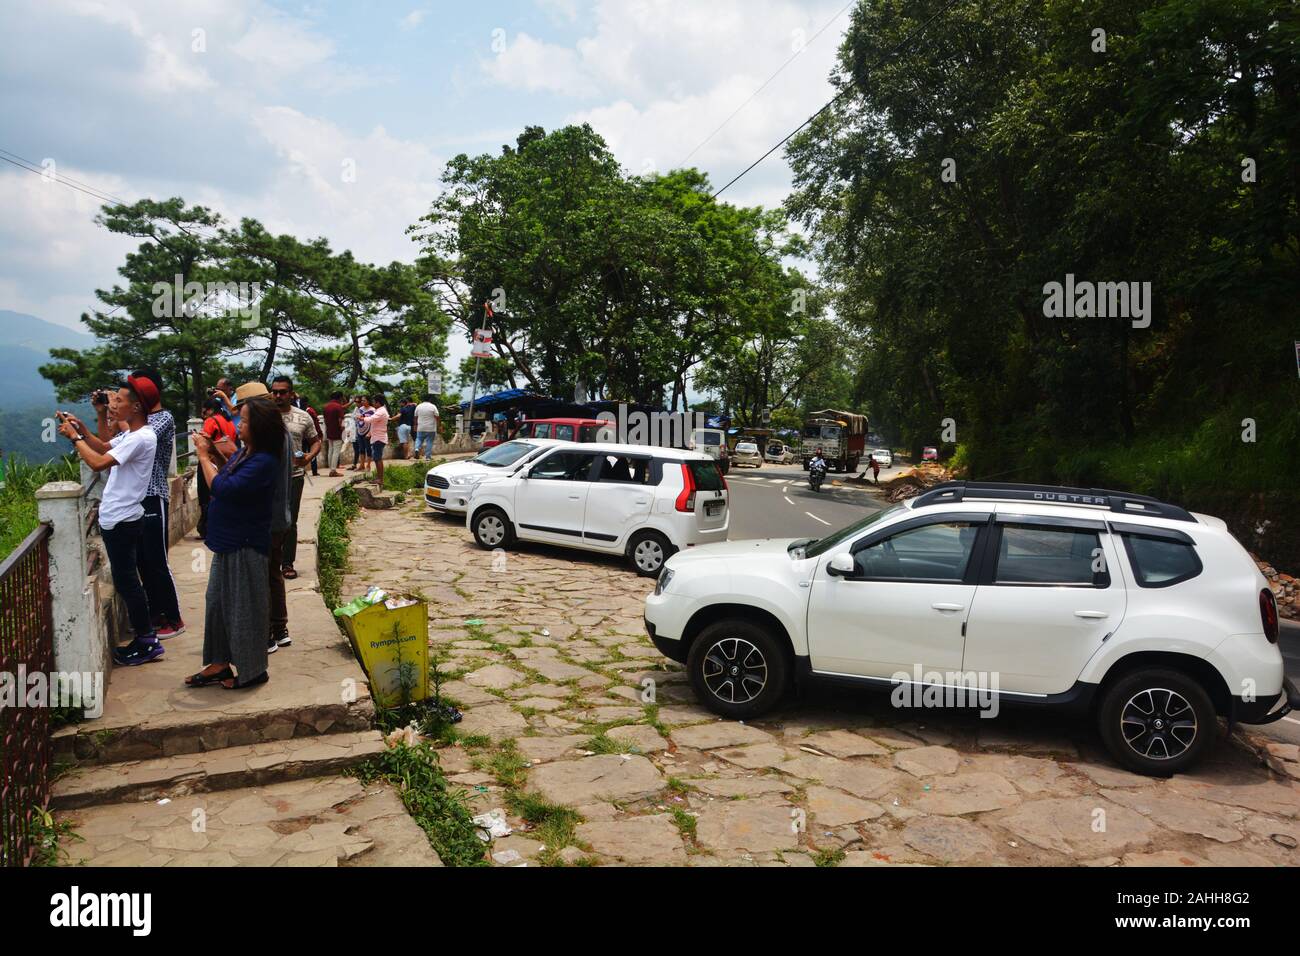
left=57, top=383, right=164, bottom=666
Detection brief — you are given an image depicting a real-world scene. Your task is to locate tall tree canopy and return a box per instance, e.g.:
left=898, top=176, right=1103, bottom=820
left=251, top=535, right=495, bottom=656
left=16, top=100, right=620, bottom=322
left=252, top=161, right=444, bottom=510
left=787, top=0, right=1299, bottom=493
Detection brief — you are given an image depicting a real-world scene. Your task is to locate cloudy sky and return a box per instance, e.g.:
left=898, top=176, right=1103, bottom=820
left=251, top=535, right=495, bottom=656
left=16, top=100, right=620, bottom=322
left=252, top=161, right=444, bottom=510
left=0, top=0, right=849, bottom=370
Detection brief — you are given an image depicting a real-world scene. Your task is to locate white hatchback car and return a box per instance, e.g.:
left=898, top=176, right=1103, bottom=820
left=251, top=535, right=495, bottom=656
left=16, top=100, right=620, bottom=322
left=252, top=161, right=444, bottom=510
left=466, top=441, right=730, bottom=576
left=644, top=481, right=1297, bottom=775
left=732, top=441, right=763, bottom=468
left=424, top=439, right=561, bottom=514
left=870, top=448, right=893, bottom=468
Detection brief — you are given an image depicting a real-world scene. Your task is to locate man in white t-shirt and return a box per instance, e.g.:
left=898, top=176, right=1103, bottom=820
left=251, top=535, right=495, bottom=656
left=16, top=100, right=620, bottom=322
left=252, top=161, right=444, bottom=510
left=58, top=382, right=163, bottom=666
left=414, top=394, right=440, bottom=460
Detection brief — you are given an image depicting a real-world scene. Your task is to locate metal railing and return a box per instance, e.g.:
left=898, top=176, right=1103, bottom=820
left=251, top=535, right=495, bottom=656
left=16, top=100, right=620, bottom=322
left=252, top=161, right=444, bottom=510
left=0, top=523, right=54, bottom=867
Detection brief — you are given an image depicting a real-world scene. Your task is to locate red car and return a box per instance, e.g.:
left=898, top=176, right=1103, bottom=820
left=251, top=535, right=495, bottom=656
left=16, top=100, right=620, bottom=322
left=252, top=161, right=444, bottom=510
left=513, top=417, right=612, bottom=442
left=482, top=417, right=612, bottom=448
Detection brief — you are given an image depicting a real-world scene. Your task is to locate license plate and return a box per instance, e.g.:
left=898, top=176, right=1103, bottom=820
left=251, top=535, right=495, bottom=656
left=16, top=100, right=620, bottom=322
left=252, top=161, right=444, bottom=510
left=427, top=489, right=441, bottom=498
left=705, top=501, right=723, bottom=517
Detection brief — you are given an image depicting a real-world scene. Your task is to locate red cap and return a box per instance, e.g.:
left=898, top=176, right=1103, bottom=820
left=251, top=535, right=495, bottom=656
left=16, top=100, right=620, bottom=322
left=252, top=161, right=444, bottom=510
left=127, top=374, right=160, bottom=409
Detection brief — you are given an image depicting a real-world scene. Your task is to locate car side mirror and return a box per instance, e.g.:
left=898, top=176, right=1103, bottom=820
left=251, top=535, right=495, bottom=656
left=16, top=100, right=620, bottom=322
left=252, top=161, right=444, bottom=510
left=827, top=553, right=856, bottom=577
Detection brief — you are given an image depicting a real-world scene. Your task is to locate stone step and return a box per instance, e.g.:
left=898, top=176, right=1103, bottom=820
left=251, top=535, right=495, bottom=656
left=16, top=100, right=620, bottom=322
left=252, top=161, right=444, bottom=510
left=54, top=698, right=375, bottom=766
left=52, top=729, right=387, bottom=810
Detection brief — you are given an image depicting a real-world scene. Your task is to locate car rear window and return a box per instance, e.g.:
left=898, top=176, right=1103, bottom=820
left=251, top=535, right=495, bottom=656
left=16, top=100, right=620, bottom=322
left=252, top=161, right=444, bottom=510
left=1122, top=534, right=1202, bottom=587
left=687, top=460, right=724, bottom=491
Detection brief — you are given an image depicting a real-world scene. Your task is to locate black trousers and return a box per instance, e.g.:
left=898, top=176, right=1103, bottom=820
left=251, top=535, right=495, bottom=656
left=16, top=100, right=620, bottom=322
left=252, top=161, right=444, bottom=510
left=140, top=494, right=182, bottom=623
left=197, top=468, right=210, bottom=537
left=101, top=518, right=154, bottom=639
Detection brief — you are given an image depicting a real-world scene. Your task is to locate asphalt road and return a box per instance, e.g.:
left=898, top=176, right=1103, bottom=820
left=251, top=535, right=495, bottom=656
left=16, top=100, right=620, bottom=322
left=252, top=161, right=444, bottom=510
left=724, top=460, right=904, bottom=541
left=724, top=466, right=1300, bottom=745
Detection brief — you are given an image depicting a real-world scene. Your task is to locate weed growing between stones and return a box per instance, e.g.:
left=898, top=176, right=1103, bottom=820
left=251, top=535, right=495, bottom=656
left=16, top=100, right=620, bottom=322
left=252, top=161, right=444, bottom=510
left=813, top=847, right=846, bottom=867
left=20, top=806, right=82, bottom=867
left=353, top=742, right=487, bottom=867
left=505, top=790, right=582, bottom=865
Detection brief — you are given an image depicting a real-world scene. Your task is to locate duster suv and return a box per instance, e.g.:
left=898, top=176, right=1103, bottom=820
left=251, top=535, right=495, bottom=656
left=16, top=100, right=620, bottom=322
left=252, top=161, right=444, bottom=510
left=644, top=481, right=1297, bottom=775
left=467, top=441, right=729, bottom=576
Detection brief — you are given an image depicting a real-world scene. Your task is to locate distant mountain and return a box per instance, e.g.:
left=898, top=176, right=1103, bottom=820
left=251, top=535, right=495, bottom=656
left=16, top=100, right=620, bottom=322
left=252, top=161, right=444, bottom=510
left=0, top=311, right=96, bottom=464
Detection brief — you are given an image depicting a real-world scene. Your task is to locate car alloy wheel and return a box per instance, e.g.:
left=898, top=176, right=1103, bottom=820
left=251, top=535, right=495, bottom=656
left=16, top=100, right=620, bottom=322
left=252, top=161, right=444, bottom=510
left=477, top=513, right=506, bottom=548
left=701, top=636, right=768, bottom=705
left=1119, top=687, right=1197, bottom=760
left=633, top=537, right=665, bottom=573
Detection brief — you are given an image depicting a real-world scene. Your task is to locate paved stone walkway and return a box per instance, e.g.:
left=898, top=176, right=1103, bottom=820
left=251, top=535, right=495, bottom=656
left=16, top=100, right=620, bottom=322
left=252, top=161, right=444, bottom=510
left=344, top=498, right=1300, bottom=867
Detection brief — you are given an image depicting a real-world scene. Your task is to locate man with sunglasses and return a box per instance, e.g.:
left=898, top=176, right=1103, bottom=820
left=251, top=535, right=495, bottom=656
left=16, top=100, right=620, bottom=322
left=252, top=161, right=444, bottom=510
left=270, top=375, right=320, bottom=581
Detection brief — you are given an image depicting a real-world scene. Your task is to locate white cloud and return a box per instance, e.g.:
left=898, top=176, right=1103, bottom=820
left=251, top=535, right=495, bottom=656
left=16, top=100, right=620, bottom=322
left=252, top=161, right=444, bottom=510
left=399, top=9, right=428, bottom=30
left=483, top=32, right=598, bottom=98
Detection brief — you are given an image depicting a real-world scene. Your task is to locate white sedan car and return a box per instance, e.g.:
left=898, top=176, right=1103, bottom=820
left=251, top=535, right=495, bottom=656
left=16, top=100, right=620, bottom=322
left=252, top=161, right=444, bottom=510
left=870, top=448, right=893, bottom=468
left=424, top=439, right=561, bottom=514
left=731, top=441, right=763, bottom=468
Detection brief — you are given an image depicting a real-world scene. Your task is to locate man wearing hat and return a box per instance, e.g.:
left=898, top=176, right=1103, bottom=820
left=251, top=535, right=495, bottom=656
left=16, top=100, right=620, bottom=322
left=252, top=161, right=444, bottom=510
left=57, top=381, right=163, bottom=666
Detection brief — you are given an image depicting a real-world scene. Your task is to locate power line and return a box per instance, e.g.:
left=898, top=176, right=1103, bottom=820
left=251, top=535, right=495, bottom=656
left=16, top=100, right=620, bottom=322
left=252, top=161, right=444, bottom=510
left=678, top=0, right=856, bottom=169
left=0, top=148, right=130, bottom=207
left=711, top=0, right=964, bottom=199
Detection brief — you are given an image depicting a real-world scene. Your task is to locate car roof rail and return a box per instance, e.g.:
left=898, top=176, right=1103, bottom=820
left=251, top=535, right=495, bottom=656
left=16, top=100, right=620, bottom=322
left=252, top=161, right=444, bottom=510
left=909, top=481, right=1197, bottom=522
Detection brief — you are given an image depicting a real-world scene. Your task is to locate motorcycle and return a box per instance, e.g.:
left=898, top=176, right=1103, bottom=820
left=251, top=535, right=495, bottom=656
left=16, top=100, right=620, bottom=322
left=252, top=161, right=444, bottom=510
left=808, top=459, right=827, bottom=492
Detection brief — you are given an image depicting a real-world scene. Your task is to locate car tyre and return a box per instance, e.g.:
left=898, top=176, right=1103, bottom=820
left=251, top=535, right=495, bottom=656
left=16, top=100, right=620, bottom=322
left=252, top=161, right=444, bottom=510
left=628, top=530, right=674, bottom=577
left=688, top=619, right=788, bottom=720
left=471, top=507, right=515, bottom=551
left=1097, top=668, right=1217, bottom=776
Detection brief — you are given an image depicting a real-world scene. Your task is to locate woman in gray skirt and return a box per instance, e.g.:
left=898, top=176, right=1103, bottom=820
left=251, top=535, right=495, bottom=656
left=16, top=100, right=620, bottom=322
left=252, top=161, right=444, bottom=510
left=185, top=391, right=286, bottom=689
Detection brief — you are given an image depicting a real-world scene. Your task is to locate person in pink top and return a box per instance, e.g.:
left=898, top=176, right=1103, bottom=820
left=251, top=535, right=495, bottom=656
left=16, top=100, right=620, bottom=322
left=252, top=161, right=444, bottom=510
left=367, top=395, right=391, bottom=487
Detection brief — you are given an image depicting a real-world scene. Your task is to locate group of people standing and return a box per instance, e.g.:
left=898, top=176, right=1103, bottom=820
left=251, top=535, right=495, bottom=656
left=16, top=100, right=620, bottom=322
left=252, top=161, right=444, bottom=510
left=58, top=372, right=323, bottom=690
left=319, top=392, right=441, bottom=486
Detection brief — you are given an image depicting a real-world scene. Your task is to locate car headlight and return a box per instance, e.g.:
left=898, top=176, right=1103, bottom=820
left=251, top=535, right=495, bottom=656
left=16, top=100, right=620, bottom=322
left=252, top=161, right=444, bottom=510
left=654, top=568, right=674, bottom=596
left=450, top=475, right=484, bottom=487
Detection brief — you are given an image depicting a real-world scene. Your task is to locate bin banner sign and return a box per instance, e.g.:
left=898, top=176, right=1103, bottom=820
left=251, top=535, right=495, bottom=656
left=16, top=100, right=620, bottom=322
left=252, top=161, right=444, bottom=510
left=426, top=370, right=442, bottom=394
left=472, top=328, right=493, bottom=359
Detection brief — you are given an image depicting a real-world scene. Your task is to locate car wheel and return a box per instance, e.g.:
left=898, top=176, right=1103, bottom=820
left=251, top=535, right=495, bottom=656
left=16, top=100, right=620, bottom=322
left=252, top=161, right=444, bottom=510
left=1097, top=668, right=1217, bottom=776
left=688, top=619, right=788, bottom=720
left=471, top=507, right=514, bottom=550
left=628, top=530, right=674, bottom=577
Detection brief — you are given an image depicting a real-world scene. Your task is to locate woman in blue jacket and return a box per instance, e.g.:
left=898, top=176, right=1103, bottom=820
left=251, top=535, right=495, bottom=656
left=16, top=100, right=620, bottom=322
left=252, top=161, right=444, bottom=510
left=185, top=392, right=287, bottom=689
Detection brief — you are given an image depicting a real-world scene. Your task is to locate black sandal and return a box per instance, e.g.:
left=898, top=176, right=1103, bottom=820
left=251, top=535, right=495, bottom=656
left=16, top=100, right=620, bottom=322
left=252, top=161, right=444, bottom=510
left=224, top=671, right=269, bottom=690
left=186, top=666, right=233, bottom=687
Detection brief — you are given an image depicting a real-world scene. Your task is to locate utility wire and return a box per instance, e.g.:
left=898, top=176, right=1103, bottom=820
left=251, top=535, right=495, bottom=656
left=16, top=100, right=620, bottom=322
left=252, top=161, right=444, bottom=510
left=678, top=0, right=856, bottom=169
left=0, top=148, right=130, bottom=207
left=712, top=0, right=964, bottom=198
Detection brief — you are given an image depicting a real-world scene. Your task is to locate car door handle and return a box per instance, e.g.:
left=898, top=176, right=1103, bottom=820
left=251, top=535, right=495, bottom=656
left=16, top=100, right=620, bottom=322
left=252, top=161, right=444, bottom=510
left=568, top=494, right=581, bottom=500
left=931, top=603, right=964, bottom=612
left=1075, top=611, right=1109, bottom=619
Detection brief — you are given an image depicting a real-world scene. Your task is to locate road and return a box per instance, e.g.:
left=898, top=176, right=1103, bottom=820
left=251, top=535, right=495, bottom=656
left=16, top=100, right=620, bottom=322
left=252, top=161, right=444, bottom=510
left=724, top=460, right=905, bottom=541
left=724, top=466, right=1300, bottom=745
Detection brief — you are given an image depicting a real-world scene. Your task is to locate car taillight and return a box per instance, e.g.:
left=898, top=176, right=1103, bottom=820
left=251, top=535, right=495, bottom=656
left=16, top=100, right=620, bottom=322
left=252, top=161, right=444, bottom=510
left=675, top=463, right=696, bottom=513
left=1261, top=588, right=1279, bottom=644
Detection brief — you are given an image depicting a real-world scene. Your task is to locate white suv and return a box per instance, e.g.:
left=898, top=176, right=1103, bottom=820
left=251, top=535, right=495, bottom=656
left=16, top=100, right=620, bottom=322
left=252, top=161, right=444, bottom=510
left=466, top=441, right=729, bottom=576
left=424, top=439, right=561, bottom=514
left=644, top=481, right=1296, bottom=775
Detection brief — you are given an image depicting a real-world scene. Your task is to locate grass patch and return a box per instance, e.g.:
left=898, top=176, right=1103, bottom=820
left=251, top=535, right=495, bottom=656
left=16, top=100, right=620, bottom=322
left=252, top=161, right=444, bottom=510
left=505, top=791, right=581, bottom=863
left=0, top=455, right=79, bottom=559
left=813, top=847, right=846, bottom=867
left=669, top=807, right=697, bottom=840
left=381, top=462, right=435, bottom=494
left=581, top=732, right=632, bottom=755
left=353, top=741, right=487, bottom=866
left=317, top=482, right=360, bottom=611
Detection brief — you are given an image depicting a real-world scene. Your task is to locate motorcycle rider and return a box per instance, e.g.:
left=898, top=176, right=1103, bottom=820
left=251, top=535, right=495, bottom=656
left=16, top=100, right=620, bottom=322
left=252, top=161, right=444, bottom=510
left=809, top=446, right=828, bottom=491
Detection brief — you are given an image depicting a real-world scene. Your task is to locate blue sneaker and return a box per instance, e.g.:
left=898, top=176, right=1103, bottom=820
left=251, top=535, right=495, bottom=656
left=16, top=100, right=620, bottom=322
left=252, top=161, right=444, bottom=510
left=113, top=638, right=164, bottom=666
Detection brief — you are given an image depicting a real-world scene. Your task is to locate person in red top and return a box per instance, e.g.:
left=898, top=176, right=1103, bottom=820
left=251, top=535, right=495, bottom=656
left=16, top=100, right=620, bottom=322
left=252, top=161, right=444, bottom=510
left=322, top=391, right=347, bottom=476
left=197, top=397, right=238, bottom=538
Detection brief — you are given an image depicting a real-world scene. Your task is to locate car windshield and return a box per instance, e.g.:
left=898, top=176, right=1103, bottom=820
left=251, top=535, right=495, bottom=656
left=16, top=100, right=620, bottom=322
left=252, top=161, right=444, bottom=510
left=797, top=505, right=904, bottom=559
left=737, top=443, right=758, bottom=453
left=693, top=431, right=721, bottom=446
left=473, top=441, right=537, bottom=467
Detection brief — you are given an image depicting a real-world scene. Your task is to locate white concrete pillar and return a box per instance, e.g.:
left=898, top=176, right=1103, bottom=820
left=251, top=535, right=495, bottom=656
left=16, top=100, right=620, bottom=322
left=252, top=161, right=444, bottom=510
left=36, top=481, right=107, bottom=686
